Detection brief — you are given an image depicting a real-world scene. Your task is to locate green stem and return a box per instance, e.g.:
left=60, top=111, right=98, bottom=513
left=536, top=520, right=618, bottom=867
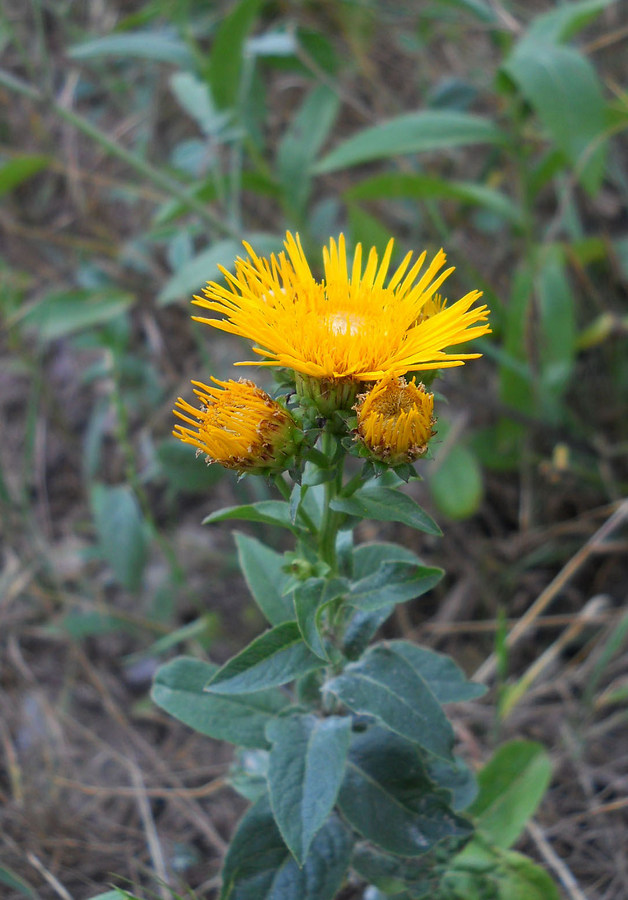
left=318, top=429, right=344, bottom=572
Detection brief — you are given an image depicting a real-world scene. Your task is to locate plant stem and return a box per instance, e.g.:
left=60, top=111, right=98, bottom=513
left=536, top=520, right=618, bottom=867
left=318, top=429, right=343, bottom=572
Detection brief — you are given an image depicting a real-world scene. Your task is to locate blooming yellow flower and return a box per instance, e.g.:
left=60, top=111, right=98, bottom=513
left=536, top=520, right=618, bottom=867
left=354, top=375, right=436, bottom=465
left=192, top=233, right=490, bottom=384
left=173, top=377, right=296, bottom=472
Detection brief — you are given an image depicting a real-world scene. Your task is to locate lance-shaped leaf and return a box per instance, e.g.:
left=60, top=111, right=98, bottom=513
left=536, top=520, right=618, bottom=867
left=347, top=561, right=443, bottom=611
left=203, top=500, right=297, bottom=531
left=151, top=658, right=289, bottom=748
left=351, top=843, right=442, bottom=896
left=234, top=532, right=294, bottom=625
left=206, top=622, right=324, bottom=695
left=338, top=728, right=471, bottom=857
left=294, top=577, right=347, bottom=659
left=324, top=644, right=454, bottom=759
left=388, top=641, right=487, bottom=703
left=331, top=487, right=441, bottom=536
left=220, top=795, right=353, bottom=900
left=266, top=714, right=352, bottom=864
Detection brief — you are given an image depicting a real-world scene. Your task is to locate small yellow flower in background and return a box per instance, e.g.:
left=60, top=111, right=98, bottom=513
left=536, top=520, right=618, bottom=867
left=173, top=377, right=296, bottom=472
left=192, top=233, right=490, bottom=386
left=355, top=374, right=436, bottom=465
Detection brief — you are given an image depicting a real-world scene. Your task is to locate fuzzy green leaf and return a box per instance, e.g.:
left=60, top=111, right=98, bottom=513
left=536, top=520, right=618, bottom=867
left=206, top=622, right=324, bottom=694
left=235, top=532, right=294, bottom=625
left=90, top=483, right=148, bottom=592
left=203, top=500, right=297, bottom=531
left=266, top=714, right=352, bottom=864
left=331, top=487, right=441, bottom=535
left=347, top=561, right=443, bottom=611
left=388, top=641, right=486, bottom=703
left=338, top=728, right=471, bottom=857
left=208, top=0, right=262, bottom=110
left=324, top=644, right=454, bottom=759
left=151, top=657, right=289, bottom=748
left=220, top=796, right=353, bottom=900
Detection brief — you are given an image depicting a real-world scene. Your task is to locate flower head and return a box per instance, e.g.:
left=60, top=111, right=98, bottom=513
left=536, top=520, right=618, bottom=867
left=192, top=233, right=490, bottom=385
left=354, top=374, right=436, bottom=465
left=173, top=377, right=297, bottom=473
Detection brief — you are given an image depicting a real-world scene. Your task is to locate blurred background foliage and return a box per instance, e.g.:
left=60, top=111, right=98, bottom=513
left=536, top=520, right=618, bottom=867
left=1, top=0, right=628, bottom=897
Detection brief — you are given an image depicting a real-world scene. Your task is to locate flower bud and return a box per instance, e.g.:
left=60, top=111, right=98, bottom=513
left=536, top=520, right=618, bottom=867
left=174, top=378, right=297, bottom=473
left=354, top=374, right=436, bottom=466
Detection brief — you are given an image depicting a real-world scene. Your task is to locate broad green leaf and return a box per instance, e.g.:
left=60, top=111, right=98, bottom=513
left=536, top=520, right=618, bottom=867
left=338, top=728, right=471, bottom=857
left=313, top=111, right=505, bottom=174
left=220, top=795, right=353, bottom=900
left=524, top=0, right=616, bottom=45
left=203, top=500, right=296, bottom=531
left=208, top=0, right=262, bottom=110
left=351, top=844, right=440, bottom=896
left=436, top=0, right=498, bottom=23
left=229, top=747, right=269, bottom=802
left=85, top=892, right=137, bottom=900
left=151, top=657, right=289, bottom=748
left=0, top=155, right=50, bottom=198
left=503, top=42, right=607, bottom=193
left=90, top=483, right=148, bottom=592
left=157, top=438, right=223, bottom=492
left=69, top=30, right=195, bottom=67
left=468, top=740, right=552, bottom=849
left=19, top=289, right=133, bottom=341
left=352, top=542, right=423, bottom=578
left=495, top=849, right=562, bottom=900
left=331, top=487, right=441, bottom=535
left=499, top=263, right=535, bottom=413
left=324, top=644, right=454, bottom=759
left=427, top=755, right=478, bottom=812
left=266, top=714, right=352, bottom=863
left=158, top=233, right=282, bottom=304
left=0, top=866, right=37, bottom=898
left=429, top=444, right=483, bottom=520
left=278, top=85, right=340, bottom=218
left=341, top=605, right=394, bottom=661
left=206, top=622, right=324, bottom=694
left=235, top=532, right=294, bottom=625
left=389, top=641, right=486, bottom=704
left=347, top=561, right=443, bottom=611
left=536, top=244, right=576, bottom=416
left=447, top=841, right=561, bottom=900
left=346, top=173, right=523, bottom=228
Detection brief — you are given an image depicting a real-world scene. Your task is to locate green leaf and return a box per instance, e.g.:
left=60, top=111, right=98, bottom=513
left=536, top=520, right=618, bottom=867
left=447, top=841, right=561, bottom=900
left=345, top=173, right=523, bottom=228
left=498, top=262, right=535, bottom=414
left=0, top=155, right=50, bottom=198
left=503, top=42, right=607, bottom=193
left=266, top=714, right=352, bottom=864
left=468, top=740, right=552, bottom=849
left=429, top=444, right=484, bottom=520
left=68, top=30, right=195, bottom=67
left=151, top=657, right=289, bottom=748
left=203, top=500, right=297, bottom=531
left=170, top=72, right=233, bottom=137
left=278, top=85, right=340, bottom=218
left=220, top=795, right=353, bottom=900
left=208, top=0, right=262, bottom=110
left=389, top=641, right=486, bottom=704
left=536, top=244, right=576, bottom=416
left=351, top=844, right=440, bottom=896
left=347, top=561, right=443, bottom=611
left=426, top=755, right=478, bottom=812
left=235, top=532, right=294, bottom=625
left=313, top=111, right=505, bottom=174
left=206, top=622, right=324, bottom=694
left=353, top=542, right=424, bottom=578
left=331, top=487, right=441, bottom=536
left=495, top=849, right=562, bottom=900
left=0, top=866, right=38, bottom=898
left=90, top=483, right=148, bottom=592
left=338, top=728, right=471, bottom=857
left=158, top=233, right=282, bottom=304
left=524, top=0, right=616, bottom=45
left=436, top=0, right=498, bottom=24
left=324, top=644, right=454, bottom=759
left=19, top=288, right=133, bottom=341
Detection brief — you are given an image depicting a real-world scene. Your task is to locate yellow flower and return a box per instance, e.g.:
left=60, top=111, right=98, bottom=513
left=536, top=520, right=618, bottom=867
left=354, top=375, right=436, bottom=465
left=192, top=233, right=490, bottom=385
left=173, top=377, right=296, bottom=472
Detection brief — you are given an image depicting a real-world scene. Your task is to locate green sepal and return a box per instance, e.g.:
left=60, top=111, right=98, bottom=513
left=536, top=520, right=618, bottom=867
left=206, top=622, right=325, bottom=694
left=324, top=644, right=454, bottom=759
left=337, top=727, right=472, bottom=857
left=151, top=657, right=290, bottom=748
left=265, top=713, right=352, bottom=864
left=220, top=795, right=353, bottom=900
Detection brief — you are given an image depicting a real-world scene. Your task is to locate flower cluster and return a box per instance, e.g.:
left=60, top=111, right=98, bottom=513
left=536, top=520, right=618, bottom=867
left=174, top=233, right=490, bottom=471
